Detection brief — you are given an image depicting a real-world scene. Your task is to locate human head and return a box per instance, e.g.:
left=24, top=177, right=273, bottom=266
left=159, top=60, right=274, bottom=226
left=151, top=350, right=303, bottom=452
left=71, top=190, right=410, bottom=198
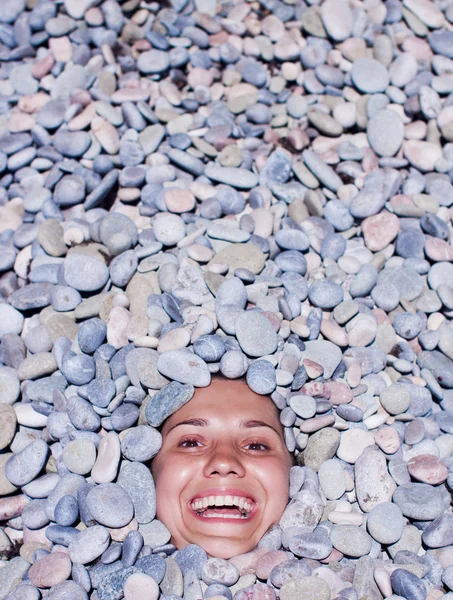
left=150, top=373, right=294, bottom=559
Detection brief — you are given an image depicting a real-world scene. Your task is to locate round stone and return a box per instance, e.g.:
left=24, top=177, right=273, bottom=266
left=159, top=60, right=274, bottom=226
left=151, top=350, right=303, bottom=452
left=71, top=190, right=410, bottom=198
left=78, top=318, right=107, bottom=354
left=54, top=494, right=79, bottom=527
left=63, top=254, right=109, bottom=292
left=288, top=530, right=332, bottom=560
left=123, top=573, right=160, bottom=600
left=0, top=304, right=24, bottom=337
left=246, top=360, right=277, bottom=395
left=62, top=439, right=97, bottom=475
left=380, top=384, right=411, bottom=415
left=407, top=454, right=448, bottom=485
left=235, top=311, right=278, bottom=358
left=54, top=175, right=86, bottom=207
left=51, top=286, right=82, bottom=312
left=193, top=335, right=226, bottom=362
left=392, top=483, right=444, bottom=520
left=330, top=524, right=373, bottom=557
left=351, top=58, right=390, bottom=93
left=152, top=213, right=186, bottom=246
left=68, top=525, right=110, bottom=565
left=137, top=49, right=170, bottom=74
left=308, top=279, right=343, bottom=309
left=367, top=109, right=404, bottom=157
left=29, top=552, right=72, bottom=588
left=317, top=459, right=346, bottom=500
left=86, top=483, right=134, bottom=528
left=337, top=428, right=375, bottom=463
left=121, top=425, right=162, bottom=462
left=366, top=502, right=405, bottom=544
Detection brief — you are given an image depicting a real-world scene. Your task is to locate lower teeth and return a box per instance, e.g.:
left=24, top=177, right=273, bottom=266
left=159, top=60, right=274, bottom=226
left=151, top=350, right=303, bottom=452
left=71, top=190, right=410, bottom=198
left=196, top=511, right=249, bottom=519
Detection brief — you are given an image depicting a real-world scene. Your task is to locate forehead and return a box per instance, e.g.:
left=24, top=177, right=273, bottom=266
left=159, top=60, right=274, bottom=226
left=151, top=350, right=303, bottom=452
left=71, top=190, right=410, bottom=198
left=162, top=378, right=280, bottom=432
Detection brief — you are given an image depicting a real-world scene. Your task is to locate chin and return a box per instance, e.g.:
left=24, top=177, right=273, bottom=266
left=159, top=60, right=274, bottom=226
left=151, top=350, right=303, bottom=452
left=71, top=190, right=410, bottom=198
left=200, top=537, right=257, bottom=559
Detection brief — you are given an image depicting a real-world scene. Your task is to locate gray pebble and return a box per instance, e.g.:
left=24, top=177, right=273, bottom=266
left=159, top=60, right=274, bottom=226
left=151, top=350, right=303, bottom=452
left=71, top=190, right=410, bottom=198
left=246, top=360, right=276, bottom=395
left=86, top=483, right=134, bottom=528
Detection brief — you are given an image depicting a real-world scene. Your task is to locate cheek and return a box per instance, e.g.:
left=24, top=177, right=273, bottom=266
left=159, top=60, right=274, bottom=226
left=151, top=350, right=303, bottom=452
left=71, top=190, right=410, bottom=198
left=256, top=458, right=291, bottom=495
left=153, top=454, right=196, bottom=499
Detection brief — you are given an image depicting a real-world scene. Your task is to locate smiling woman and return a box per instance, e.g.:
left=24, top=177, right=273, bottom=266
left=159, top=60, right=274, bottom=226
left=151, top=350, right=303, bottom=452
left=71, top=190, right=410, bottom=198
left=150, top=373, right=295, bottom=559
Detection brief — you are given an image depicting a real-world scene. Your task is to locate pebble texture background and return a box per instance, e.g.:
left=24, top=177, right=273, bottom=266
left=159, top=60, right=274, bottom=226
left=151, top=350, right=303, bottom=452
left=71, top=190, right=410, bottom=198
left=1, top=0, right=453, bottom=599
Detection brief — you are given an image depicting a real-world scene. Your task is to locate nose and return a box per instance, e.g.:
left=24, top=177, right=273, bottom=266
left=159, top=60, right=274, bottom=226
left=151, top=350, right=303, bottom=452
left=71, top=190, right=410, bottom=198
left=202, top=440, right=246, bottom=477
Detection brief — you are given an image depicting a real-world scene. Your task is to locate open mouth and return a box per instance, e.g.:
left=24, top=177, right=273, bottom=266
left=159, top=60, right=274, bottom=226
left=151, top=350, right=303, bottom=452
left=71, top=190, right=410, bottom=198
left=189, top=494, right=256, bottom=520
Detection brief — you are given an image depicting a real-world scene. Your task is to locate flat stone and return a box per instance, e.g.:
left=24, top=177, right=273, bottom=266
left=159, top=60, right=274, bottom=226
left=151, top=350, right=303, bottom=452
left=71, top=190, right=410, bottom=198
left=235, top=311, right=278, bottom=358
left=246, top=359, right=277, bottom=395
left=120, top=425, right=162, bottom=462
left=280, top=490, right=324, bottom=531
left=366, top=502, right=405, bottom=545
left=407, top=454, right=448, bottom=484
left=392, top=482, right=445, bottom=520
left=204, top=166, right=258, bottom=189
left=351, top=58, right=390, bottom=93
left=29, top=552, right=72, bottom=588
left=145, top=380, right=195, bottom=427
left=337, top=428, right=375, bottom=463
left=5, top=439, right=48, bottom=486
left=330, top=524, right=373, bottom=558
left=157, top=349, right=211, bottom=387
left=367, top=109, right=404, bottom=157
left=63, top=254, right=109, bottom=292
left=279, top=576, right=331, bottom=600
left=0, top=366, right=20, bottom=404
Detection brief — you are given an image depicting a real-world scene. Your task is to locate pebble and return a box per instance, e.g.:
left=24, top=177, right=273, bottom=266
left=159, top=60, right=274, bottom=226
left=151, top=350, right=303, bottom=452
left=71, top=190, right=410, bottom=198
left=393, top=483, right=444, bottom=520
left=68, top=525, right=110, bottom=565
left=367, top=110, right=404, bottom=157
left=351, top=58, right=390, bottom=93
left=330, top=524, right=372, bottom=558
left=246, top=360, right=277, bottom=395
left=5, top=439, right=48, bottom=487
left=366, top=502, right=405, bottom=545
left=86, top=485, right=133, bottom=530
left=308, top=280, right=343, bottom=309
left=235, top=311, right=278, bottom=358
left=390, top=569, right=427, bottom=600
left=63, top=254, right=109, bottom=292
left=29, top=552, right=72, bottom=588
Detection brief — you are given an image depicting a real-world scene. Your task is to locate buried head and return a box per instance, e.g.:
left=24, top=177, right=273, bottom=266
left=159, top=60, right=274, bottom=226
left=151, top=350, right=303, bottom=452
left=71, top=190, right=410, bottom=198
left=150, top=375, right=294, bottom=559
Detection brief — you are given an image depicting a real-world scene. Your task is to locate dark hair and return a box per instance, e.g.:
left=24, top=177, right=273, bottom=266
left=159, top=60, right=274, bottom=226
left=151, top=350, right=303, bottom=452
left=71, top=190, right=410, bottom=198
left=155, top=372, right=298, bottom=466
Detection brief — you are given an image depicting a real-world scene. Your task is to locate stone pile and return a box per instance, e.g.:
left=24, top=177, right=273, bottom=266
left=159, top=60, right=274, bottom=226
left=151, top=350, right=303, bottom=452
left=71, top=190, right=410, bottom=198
left=0, top=0, right=453, bottom=598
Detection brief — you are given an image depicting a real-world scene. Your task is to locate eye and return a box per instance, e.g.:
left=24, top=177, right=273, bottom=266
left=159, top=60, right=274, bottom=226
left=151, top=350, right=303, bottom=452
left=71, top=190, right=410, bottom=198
left=245, top=441, right=270, bottom=452
left=179, top=438, right=201, bottom=448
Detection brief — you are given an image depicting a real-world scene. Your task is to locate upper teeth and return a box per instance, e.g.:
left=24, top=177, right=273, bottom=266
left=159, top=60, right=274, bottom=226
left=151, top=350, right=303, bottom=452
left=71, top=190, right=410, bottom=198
left=190, top=495, right=254, bottom=513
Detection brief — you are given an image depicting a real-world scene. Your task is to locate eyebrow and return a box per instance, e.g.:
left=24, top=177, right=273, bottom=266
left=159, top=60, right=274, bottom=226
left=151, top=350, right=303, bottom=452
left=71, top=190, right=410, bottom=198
left=166, top=418, right=282, bottom=437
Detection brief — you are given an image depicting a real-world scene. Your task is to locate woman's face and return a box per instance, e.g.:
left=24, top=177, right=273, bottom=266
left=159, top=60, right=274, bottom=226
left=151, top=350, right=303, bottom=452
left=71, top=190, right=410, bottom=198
left=151, top=377, right=293, bottom=559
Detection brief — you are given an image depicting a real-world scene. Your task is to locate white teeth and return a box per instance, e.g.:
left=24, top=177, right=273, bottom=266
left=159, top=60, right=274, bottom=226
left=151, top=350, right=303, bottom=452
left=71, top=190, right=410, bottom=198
left=201, top=512, right=249, bottom=519
left=190, top=494, right=255, bottom=514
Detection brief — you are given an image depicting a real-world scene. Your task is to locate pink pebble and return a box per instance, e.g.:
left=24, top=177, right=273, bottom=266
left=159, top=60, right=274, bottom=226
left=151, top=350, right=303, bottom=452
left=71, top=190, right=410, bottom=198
left=255, top=550, right=289, bottom=580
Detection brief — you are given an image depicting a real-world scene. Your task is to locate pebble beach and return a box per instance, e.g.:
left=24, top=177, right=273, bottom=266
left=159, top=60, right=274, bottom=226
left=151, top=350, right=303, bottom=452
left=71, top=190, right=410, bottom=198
left=1, top=0, right=453, bottom=598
